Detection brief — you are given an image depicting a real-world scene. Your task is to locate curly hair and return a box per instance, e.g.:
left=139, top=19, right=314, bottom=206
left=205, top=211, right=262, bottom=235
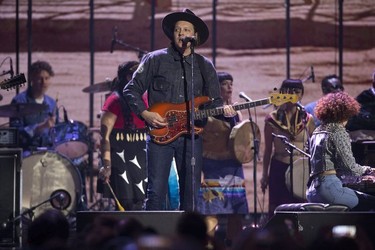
left=315, top=92, right=360, bottom=124
left=30, top=60, right=54, bottom=77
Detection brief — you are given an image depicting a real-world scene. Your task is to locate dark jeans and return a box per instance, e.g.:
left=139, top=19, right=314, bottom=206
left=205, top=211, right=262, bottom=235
left=145, top=135, right=202, bottom=211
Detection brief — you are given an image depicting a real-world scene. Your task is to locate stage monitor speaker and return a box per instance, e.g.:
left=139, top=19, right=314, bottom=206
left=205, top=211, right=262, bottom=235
left=76, top=211, right=184, bottom=236
left=264, top=211, right=375, bottom=247
left=0, top=148, right=22, bottom=248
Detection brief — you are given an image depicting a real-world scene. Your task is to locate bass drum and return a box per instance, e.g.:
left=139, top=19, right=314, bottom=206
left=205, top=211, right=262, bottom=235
left=22, top=151, right=82, bottom=217
left=285, top=157, right=310, bottom=200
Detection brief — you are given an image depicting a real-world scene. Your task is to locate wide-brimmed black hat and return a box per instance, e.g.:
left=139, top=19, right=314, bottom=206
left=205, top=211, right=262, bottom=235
left=162, top=8, right=209, bottom=46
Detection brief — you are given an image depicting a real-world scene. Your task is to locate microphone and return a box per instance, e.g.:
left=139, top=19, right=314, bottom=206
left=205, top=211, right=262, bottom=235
left=57, top=193, right=66, bottom=207
left=296, top=102, right=308, bottom=121
left=63, top=107, right=69, bottom=122
left=49, top=189, right=71, bottom=210
left=311, top=65, right=315, bottom=83
left=239, top=91, right=253, bottom=102
left=296, top=102, right=305, bottom=112
left=110, top=26, right=118, bottom=53
left=272, top=133, right=289, bottom=141
left=181, top=36, right=197, bottom=45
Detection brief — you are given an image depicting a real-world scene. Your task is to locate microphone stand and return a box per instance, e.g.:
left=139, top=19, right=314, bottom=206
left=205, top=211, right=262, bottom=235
left=189, top=43, right=196, bottom=212
left=299, top=107, right=312, bottom=177
left=273, top=134, right=311, bottom=197
left=246, top=106, right=260, bottom=227
left=1, top=192, right=64, bottom=231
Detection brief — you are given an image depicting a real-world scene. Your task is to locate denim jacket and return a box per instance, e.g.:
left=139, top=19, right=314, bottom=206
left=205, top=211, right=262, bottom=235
left=309, top=123, right=370, bottom=180
left=123, top=44, right=222, bottom=118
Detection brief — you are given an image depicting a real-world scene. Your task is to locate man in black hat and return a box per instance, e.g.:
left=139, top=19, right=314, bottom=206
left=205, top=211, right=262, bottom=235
left=123, top=9, right=236, bottom=211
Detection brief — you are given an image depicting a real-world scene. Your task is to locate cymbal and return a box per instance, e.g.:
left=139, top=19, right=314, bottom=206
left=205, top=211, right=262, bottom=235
left=0, top=103, right=48, bottom=117
left=82, top=79, right=112, bottom=93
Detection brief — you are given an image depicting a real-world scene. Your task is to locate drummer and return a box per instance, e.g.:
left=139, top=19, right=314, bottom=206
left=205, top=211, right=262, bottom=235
left=10, top=60, right=57, bottom=155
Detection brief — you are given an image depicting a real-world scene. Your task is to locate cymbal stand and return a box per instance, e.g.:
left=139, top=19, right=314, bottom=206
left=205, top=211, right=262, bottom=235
left=112, top=36, right=148, bottom=60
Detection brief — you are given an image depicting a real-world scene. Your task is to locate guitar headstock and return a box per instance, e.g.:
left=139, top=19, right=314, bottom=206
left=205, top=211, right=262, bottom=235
left=269, top=92, right=299, bottom=107
left=0, top=73, right=26, bottom=90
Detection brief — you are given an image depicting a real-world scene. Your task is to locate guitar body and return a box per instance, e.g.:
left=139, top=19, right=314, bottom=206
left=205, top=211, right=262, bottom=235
left=148, top=96, right=210, bottom=145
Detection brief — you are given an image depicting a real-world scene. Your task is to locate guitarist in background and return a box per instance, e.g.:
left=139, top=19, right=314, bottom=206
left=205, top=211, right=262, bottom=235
left=10, top=60, right=56, bottom=155
left=123, top=9, right=236, bottom=211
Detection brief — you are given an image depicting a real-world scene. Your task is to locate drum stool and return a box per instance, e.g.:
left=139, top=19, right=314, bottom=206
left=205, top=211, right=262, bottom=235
left=274, top=202, right=350, bottom=212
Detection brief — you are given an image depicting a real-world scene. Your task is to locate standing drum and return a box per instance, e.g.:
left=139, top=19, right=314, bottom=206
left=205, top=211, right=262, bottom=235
left=51, top=120, right=89, bottom=159
left=285, top=157, right=310, bottom=200
left=22, top=151, right=82, bottom=217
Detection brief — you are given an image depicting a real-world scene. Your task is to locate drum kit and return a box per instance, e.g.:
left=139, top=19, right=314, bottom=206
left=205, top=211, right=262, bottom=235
left=0, top=80, right=113, bottom=218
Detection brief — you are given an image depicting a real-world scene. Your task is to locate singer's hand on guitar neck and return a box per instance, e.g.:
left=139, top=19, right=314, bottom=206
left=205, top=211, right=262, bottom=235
left=141, top=110, right=168, bottom=128
left=223, top=104, right=237, bottom=117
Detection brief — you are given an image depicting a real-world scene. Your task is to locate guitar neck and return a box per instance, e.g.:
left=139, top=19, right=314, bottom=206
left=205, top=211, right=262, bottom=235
left=0, top=73, right=26, bottom=90
left=195, top=97, right=270, bottom=119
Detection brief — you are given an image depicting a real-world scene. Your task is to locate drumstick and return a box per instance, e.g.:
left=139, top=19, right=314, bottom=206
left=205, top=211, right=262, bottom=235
left=106, top=181, right=125, bottom=211
left=53, top=92, right=59, bottom=122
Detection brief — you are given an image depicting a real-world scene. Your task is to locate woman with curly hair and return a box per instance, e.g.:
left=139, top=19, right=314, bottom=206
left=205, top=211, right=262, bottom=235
left=306, top=91, right=375, bottom=210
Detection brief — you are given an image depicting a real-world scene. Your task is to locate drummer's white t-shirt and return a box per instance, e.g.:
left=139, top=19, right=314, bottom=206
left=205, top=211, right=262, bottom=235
left=35, top=97, right=44, bottom=104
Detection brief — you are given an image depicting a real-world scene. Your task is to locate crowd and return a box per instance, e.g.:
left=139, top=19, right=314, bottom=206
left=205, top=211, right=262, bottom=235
left=22, top=208, right=374, bottom=250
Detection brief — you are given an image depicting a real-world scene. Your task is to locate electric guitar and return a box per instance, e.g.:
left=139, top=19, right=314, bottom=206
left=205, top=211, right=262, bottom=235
left=148, top=93, right=298, bottom=144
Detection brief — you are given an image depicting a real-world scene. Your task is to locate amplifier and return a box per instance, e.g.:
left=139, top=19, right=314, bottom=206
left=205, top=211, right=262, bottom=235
left=0, top=128, right=18, bottom=147
left=0, top=148, right=22, bottom=248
